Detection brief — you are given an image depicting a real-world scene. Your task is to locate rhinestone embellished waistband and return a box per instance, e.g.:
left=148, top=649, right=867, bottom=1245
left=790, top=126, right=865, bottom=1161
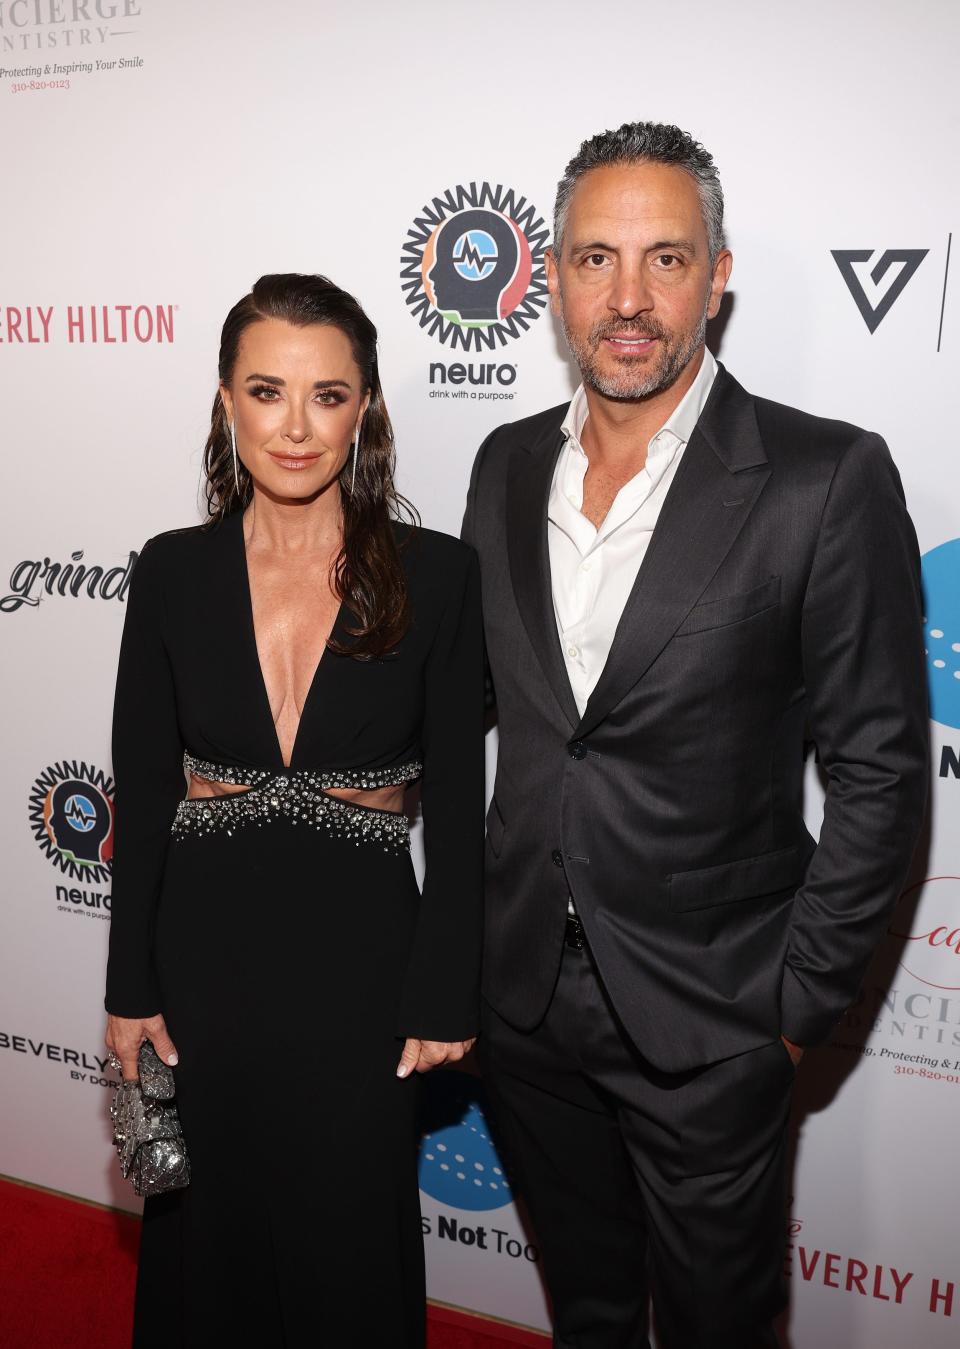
left=171, top=754, right=422, bottom=852
left=182, top=753, right=421, bottom=793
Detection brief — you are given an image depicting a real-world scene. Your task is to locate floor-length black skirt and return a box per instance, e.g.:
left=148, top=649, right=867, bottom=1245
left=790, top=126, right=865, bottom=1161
left=132, top=814, right=425, bottom=1348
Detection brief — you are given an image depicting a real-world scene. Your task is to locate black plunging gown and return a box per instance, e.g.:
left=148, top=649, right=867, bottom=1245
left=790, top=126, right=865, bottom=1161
left=104, top=514, right=484, bottom=1348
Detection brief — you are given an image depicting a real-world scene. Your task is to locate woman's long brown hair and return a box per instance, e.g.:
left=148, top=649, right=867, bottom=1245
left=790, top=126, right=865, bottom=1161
left=202, top=273, right=417, bottom=658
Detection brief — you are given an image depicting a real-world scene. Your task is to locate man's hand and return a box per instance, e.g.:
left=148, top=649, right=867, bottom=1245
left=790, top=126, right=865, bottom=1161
left=781, top=1035, right=804, bottom=1068
left=106, top=1013, right=179, bottom=1082
left=396, top=1038, right=477, bottom=1077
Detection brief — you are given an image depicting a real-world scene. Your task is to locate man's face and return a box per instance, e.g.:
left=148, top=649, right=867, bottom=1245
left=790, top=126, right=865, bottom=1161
left=546, top=161, right=732, bottom=401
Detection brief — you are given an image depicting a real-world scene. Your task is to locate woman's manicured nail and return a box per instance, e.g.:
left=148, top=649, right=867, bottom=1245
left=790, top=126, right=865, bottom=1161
left=396, top=1064, right=408, bottom=1078
left=167, top=1054, right=178, bottom=1066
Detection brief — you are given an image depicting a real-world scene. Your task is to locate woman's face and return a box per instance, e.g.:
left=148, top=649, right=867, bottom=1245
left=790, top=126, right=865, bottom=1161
left=220, top=317, right=368, bottom=502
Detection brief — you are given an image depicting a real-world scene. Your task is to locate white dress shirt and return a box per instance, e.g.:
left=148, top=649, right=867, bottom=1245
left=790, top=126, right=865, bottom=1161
left=548, top=349, right=718, bottom=719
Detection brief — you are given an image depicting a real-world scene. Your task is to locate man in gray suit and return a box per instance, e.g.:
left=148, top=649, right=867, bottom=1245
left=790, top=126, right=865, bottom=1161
left=461, top=121, right=928, bottom=1348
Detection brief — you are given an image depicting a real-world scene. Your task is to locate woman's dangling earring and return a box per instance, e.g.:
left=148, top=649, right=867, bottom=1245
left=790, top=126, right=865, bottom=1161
left=230, top=418, right=240, bottom=495
left=350, top=421, right=362, bottom=495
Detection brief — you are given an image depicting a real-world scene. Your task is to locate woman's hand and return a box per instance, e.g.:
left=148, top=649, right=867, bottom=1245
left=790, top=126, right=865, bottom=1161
left=396, top=1038, right=476, bottom=1078
left=106, top=1013, right=179, bottom=1082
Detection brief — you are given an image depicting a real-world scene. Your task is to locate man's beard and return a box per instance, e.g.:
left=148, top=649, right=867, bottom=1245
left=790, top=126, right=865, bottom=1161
left=562, top=308, right=708, bottom=401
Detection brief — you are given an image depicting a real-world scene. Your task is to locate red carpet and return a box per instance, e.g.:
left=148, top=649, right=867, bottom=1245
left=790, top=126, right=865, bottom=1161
left=0, top=1176, right=546, bottom=1348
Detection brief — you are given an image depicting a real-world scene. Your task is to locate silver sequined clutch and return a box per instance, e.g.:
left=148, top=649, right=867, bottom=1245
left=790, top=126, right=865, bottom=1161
left=109, top=1040, right=191, bottom=1198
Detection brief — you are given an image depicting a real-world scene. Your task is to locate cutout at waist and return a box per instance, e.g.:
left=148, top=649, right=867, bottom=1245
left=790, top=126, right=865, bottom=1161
left=186, top=773, right=405, bottom=815
left=172, top=754, right=422, bottom=852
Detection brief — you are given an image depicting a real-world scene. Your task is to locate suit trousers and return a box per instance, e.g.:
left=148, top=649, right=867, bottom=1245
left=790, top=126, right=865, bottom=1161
left=479, top=939, right=794, bottom=1349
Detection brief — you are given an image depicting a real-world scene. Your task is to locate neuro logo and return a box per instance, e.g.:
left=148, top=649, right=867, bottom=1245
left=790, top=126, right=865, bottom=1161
left=418, top=1070, right=514, bottom=1211
left=64, top=794, right=97, bottom=832
left=29, top=760, right=115, bottom=885
left=454, top=229, right=498, bottom=282
left=889, top=877, right=960, bottom=991
left=831, top=249, right=928, bottom=333
left=921, top=539, right=960, bottom=730
left=401, top=183, right=548, bottom=350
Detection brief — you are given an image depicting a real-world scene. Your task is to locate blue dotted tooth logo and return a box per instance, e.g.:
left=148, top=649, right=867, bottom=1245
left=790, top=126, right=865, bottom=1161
left=418, top=1071, right=513, bottom=1212
left=922, top=539, right=960, bottom=731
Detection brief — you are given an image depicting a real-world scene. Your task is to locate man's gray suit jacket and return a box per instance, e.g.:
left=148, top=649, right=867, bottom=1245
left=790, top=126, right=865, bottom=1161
left=462, top=362, right=929, bottom=1073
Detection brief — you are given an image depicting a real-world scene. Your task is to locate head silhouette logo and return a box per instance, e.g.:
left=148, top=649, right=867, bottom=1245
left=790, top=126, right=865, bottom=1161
left=417, top=1070, right=514, bottom=1211
left=401, top=183, right=548, bottom=349
left=889, top=877, right=960, bottom=991
left=921, top=540, right=960, bottom=729
left=831, top=249, right=928, bottom=333
left=29, top=760, right=115, bottom=884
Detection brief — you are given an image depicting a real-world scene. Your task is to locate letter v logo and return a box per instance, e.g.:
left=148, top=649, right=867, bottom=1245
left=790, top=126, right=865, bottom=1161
left=831, top=249, right=929, bottom=333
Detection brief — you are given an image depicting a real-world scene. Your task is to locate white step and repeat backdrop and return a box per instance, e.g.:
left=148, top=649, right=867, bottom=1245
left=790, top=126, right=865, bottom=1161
left=2, top=1, right=958, bottom=1343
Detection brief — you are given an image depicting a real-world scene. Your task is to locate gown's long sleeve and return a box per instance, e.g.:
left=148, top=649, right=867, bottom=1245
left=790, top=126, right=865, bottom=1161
left=104, top=538, right=185, bottom=1017
left=396, top=545, right=485, bottom=1041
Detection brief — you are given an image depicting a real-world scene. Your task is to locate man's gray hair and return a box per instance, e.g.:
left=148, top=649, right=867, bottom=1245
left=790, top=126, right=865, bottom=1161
left=553, top=121, right=724, bottom=263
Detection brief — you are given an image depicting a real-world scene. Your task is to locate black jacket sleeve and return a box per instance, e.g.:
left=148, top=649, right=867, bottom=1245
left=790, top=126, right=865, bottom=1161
left=781, top=433, right=929, bottom=1045
left=396, top=547, right=485, bottom=1041
left=461, top=424, right=502, bottom=713
left=104, top=539, right=185, bottom=1018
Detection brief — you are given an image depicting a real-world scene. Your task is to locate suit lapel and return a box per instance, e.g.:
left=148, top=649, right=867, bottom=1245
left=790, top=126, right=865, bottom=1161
left=506, top=415, right=581, bottom=729
left=575, top=367, right=771, bottom=740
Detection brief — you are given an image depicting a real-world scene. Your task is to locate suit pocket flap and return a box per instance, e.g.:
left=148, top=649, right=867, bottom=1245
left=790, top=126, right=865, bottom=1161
left=674, top=576, right=780, bottom=637
left=485, top=795, right=506, bottom=857
left=669, top=844, right=803, bottom=912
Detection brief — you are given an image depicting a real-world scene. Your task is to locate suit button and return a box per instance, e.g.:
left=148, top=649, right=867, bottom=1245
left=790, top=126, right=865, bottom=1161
left=551, top=849, right=564, bottom=867
left=568, top=741, right=586, bottom=760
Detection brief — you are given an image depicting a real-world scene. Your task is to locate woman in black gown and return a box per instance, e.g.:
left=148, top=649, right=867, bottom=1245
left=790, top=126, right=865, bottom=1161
left=104, top=273, right=484, bottom=1348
